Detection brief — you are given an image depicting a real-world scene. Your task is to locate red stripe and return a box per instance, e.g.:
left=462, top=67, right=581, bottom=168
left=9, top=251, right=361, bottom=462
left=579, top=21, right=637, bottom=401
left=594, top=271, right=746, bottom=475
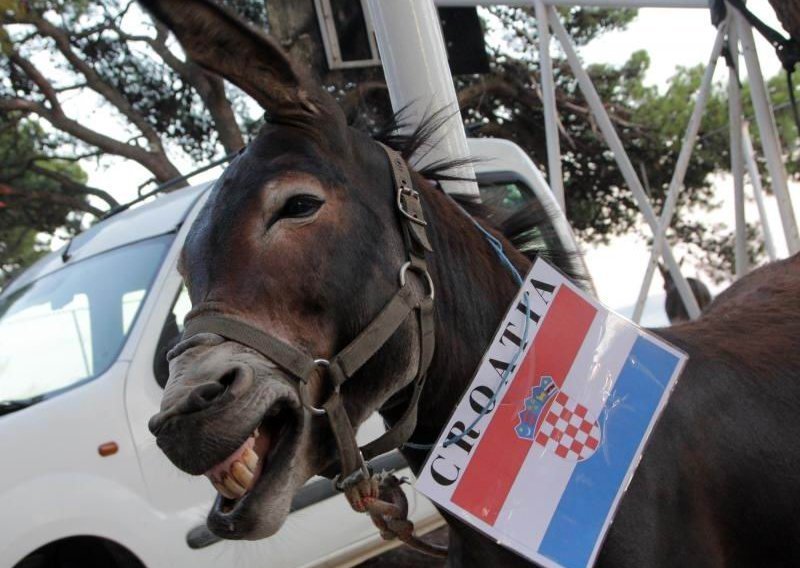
left=450, top=286, right=597, bottom=525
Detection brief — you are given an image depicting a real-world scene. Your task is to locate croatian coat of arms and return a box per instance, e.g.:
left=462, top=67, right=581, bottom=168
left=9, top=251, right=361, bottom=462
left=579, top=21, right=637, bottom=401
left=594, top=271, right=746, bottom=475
left=515, top=375, right=601, bottom=461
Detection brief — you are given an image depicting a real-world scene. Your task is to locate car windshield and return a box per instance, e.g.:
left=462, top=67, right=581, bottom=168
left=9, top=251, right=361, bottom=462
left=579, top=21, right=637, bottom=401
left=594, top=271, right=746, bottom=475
left=479, top=179, right=564, bottom=255
left=0, top=235, right=172, bottom=405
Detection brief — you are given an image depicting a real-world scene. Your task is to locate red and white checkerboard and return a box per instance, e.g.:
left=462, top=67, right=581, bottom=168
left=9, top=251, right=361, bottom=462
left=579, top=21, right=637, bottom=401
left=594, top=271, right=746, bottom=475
left=534, top=391, right=601, bottom=461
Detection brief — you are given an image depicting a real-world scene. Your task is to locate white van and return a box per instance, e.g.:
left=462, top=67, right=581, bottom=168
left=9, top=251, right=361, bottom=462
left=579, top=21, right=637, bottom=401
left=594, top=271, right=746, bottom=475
left=0, top=139, right=588, bottom=568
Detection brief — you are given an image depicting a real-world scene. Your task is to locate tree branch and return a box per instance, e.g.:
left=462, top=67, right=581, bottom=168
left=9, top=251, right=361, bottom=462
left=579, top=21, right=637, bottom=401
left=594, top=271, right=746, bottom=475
left=6, top=50, right=62, bottom=111
left=54, top=82, right=89, bottom=93
left=29, top=14, right=167, bottom=155
left=33, top=150, right=105, bottom=163
left=3, top=184, right=105, bottom=218
left=0, top=98, right=40, bottom=114
left=0, top=96, right=180, bottom=181
left=27, top=165, right=120, bottom=209
left=122, top=21, right=244, bottom=152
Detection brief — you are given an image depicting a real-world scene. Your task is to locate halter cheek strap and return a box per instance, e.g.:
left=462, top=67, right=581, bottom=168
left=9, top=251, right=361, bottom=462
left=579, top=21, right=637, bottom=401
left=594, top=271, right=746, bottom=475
left=181, top=143, right=436, bottom=486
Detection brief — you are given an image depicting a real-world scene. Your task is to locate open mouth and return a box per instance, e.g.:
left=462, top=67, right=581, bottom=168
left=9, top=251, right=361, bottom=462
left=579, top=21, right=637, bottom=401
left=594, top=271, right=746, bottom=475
left=204, top=400, right=298, bottom=516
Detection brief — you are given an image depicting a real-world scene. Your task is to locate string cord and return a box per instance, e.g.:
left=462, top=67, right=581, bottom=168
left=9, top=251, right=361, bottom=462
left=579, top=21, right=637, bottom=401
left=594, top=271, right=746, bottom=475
left=403, top=205, right=533, bottom=452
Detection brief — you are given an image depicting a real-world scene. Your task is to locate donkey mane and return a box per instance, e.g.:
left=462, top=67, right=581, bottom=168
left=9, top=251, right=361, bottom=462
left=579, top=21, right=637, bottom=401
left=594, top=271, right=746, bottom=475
left=368, top=107, right=476, bottom=182
left=363, top=108, right=586, bottom=284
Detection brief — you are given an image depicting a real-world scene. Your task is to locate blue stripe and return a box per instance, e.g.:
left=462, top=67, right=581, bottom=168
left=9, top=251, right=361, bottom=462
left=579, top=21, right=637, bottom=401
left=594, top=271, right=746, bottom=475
left=537, top=336, right=680, bottom=568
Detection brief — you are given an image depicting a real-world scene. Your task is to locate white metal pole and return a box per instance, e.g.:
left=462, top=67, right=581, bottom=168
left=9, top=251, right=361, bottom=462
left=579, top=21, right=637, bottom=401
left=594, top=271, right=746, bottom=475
left=742, top=123, right=778, bottom=261
left=735, top=11, right=800, bottom=254
left=368, top=0, right=479, bottom=197
left=727, top=22, right=748, bottom=278
left=548, top=8, right=702, bottom=319
left=631, top=25, right=725, bottom=322
left=533, top=0, right=565, bottom=212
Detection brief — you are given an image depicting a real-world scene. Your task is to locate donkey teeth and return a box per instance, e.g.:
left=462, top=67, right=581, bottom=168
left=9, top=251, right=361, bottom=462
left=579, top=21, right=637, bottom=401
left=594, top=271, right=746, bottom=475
left=243, top=448, right=259, bottom=472
left=222, top=473, right=247, bottom=498
left=214, top=481, right=237, bottom=500
left=231, top=461, right=254, bottom=488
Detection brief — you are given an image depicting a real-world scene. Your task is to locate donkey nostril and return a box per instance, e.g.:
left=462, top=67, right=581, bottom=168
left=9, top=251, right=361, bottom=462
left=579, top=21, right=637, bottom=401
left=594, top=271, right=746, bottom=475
left=154, top=367, right=253, bottom=424
left=219, top=366, right=254, bottom=397
left=199, top=383, right=225, bottom=402
left=218, top=370, right=237, bottom=389
left=187, top=382, right=227, bottom=412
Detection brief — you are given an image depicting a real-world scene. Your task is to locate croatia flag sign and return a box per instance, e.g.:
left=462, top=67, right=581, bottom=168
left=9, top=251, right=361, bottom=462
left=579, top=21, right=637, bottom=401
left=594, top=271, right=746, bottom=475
left=416, top=258, right=687, bottom=568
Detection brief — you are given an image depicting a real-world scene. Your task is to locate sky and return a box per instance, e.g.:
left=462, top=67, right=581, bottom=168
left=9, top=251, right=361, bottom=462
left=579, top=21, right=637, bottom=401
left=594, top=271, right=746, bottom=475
left=76, top=2, right=797, bottom=325
left=581, top=3, right=783, bottom=87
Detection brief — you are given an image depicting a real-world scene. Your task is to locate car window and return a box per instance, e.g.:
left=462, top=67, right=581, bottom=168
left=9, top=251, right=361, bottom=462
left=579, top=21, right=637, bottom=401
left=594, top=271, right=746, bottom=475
left=478, top=180, right=529, bottom=211
left=477, top=178, right=565, bottom=255
left=0, top=234, right=172, bottom=405
left=154, top=285, right=191, bottom=388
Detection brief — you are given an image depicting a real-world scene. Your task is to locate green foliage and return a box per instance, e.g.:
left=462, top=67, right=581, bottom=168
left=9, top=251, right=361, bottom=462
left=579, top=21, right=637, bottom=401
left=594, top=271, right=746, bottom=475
left=766, top=73, right=800, bottom=172
left=0, top=115, right=87, bottom=285
left=0, top=117, right=87, bottom=230
left=555, top=6, right=637, bottom=46
left=0, top=228, right=47, bottom=288
left=736, top=72, right=800, bottom=177
left=463, top=6, right=797, bottom=279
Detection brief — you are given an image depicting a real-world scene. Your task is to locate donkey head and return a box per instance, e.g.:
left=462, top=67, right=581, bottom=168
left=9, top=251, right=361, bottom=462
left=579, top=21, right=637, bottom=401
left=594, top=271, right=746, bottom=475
left=144, top=0, right=430, bottom=539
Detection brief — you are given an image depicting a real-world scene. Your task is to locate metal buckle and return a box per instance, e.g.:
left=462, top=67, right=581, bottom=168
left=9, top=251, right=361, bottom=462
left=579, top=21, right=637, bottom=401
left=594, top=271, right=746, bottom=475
left=301, top=359, right=332, bottom=416
left=399, top=261, right=435, bottom=300
left=397, top=185, right=428, bottom=226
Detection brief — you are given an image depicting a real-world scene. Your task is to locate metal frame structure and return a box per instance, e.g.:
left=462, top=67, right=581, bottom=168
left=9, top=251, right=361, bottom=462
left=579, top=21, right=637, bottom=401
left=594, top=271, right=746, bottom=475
left=367, top=0, right=798, bottom=321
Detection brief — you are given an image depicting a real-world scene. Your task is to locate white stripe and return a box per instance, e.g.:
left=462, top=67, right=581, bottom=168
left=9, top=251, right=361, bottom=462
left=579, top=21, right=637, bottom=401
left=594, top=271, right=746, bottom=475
left=560, top=311, right=640, bottom=418
left=493, top=310, right=640, bottom=556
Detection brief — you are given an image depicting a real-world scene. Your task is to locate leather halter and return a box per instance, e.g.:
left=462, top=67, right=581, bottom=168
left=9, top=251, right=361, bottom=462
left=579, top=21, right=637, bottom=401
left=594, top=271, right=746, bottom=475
left=182, top=143, right=436, bottom=487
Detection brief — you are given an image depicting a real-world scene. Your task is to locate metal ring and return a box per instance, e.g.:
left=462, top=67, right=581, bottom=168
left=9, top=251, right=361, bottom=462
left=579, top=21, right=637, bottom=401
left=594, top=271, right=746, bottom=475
left=305, top=404, right=327, bottom=416
left=301, top=359, right=333, bottom=416
left=398, top=261, right=435, bottom=300
left=300, top=378, right=327, bottom=416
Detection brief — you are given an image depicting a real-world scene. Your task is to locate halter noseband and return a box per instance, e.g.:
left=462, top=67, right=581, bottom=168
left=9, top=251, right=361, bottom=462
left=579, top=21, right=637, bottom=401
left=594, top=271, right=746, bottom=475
left=182, top=143, right=436, bottom=486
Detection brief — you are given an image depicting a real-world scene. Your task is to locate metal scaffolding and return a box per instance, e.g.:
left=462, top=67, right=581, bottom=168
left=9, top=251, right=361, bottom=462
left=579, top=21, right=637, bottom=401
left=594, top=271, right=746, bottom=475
left=367, top=0, right=798, bottom=321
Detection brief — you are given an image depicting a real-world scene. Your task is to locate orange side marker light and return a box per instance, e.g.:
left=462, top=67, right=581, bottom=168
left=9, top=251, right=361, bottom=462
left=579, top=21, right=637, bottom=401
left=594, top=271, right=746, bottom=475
left=98, top=442, right=119, bottom=457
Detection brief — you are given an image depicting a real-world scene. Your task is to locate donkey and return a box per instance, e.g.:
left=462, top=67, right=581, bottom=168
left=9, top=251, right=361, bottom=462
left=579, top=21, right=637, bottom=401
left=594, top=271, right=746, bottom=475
left=143, top=1, right=800, bottom=566
left=657, top=261, right=713, bottom=324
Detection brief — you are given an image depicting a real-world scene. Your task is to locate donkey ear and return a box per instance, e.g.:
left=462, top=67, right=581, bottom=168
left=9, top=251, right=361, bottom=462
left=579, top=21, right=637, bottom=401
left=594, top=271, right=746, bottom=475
left=138, top=0, right=340, bottom=123
left=657, top=262, right=670, bottom=280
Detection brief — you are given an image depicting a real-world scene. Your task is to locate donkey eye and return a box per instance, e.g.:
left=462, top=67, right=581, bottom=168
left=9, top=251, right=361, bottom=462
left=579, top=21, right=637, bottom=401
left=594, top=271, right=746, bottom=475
left=280, top=195, right=323, bottom=219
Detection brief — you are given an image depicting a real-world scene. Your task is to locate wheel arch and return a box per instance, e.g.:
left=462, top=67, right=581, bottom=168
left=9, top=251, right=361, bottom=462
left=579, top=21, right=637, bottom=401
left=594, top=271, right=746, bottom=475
left=14, top=535, right=146, bottom=568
